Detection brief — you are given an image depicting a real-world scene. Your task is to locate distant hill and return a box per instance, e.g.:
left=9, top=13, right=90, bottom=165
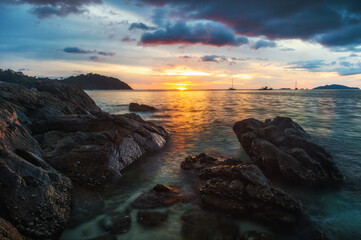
left=313, top=84, right=359, bottom=90
left=0, top=69, right=48, bottom=87
left=62, top=73, right=132, bottom=90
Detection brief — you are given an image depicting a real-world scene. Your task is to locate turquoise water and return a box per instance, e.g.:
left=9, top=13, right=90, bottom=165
left=61, top=90, right=361, bottom=239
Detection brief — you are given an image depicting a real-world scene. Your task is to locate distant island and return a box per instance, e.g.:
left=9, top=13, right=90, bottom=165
left=313, top=84, right=359, bottom=90
left=0, top=69, right=132, bottom=90
left=62, top=73, right=132, bottom=90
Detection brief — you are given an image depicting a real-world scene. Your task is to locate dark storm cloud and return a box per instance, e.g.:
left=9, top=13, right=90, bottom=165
left=63, top=47, right=94, bottom=54
left=5, top=0, right=102, bottom=18
left=129, top=22, right=157, bottom=31
left=138, top=0, right=361, bottom=50
left=251, top=40, right=277, bottom=50
left=201, top=55, right=227, bottom=63
left=140, top=21, right=249, bottom=47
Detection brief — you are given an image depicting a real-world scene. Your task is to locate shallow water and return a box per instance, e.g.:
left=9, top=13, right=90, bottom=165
left=61, top=89, right=361, bottom=239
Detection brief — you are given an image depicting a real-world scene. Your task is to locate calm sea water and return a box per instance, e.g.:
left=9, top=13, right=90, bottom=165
left=61, top=90, right=361, bottom=240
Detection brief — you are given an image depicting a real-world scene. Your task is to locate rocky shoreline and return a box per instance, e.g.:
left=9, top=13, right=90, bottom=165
left=0, top=79, right=169, bottom=239
left=0, top=77, right=344, bottom=239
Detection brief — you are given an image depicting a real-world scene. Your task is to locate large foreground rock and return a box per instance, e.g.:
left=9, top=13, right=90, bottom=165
left=233, top=117, right=343, bottom=187
left=32, top=112, right=169, bottom=189
left=0, top=146, right=72, bottom=239
left=181, top=153, right=302, bottom=228
left=0, top=218, right=24, bottom=240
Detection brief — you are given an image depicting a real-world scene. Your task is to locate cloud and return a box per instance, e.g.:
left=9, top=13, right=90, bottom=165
left=138, top=0, right=361, bottom=50
left=179, top=55, right=192, bottom=59
left=288, top=60, right=327, bottom=70
left=280, top=47, right=295, bottom=51
left=63, top=47, right=94, bottom=54
left=129, top=22, right=157, bottom=31
left=7, top=0, right=102, bottom=18
left=97, top=51, right=115, bottom=56
left=63, top=47, right=115, bottom=56
left=201, top=55, right=227, bottom=63
left=121, top=36, right=137, bottom=42
left=251, top=39, right=277, bottom=50
left=340, top=61, right=353, bottom=67
left=89, top=56, right=100, bottom=61
left=140, top=21, right=249, bottom=47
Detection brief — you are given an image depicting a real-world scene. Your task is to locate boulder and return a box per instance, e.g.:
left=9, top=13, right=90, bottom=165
left=233, top=117, right=343, bottom=187
left=0, top=146, right=72, bottom=239
left=0, top=218, right=24, bottom=240
left=132, top=184, right=182, bottom=209
left=129, top=103, right=157, bottom=112
left=137, top=211, right=168, bottom=227
left=32, top=112, right=169, bottom=189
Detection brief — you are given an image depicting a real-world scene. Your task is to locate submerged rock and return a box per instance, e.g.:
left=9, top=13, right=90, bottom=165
left=137, top=211, right=168, bottom=227
left=129, top=103, right=157, bottom=112
left=239, top=231, right=276, bottom=240
left=233, top=117, right=343, bottom=187
left=180, top=208, right=240, bottom=240
left=98, top=210, right=131, bottom=234
left=132, top=184, right=182, bottom=209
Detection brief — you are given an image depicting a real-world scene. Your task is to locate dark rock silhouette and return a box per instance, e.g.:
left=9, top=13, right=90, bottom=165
left=233, top=117, right=343, bottom=187
left=129, top=103, right=157, bottom=112
left=62, top=73, right=132, bottom=90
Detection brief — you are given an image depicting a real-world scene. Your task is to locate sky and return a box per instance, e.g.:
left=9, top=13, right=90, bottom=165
left=1, top=0, right=361, bottom=89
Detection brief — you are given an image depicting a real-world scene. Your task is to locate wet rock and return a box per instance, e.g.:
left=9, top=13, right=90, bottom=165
left=239, top=231, right=276, bottom=240
left=233, top=117, right=343, bottom=187
left=0, top=146, right=72, bottom=239
left=137, top=211, right=168, bottom=227
left=181, top=208, right=240, bottom=240
left=132, top=184, right=182, bottom=209
left=129, top=103, right=157, bottom=112
left=181, top=153, right=302, bottom=228
left=32, top=113, right=169, bottom=190
left=98, top=210, right=131, bottom=235
left=0, top=218, right=24, bottom=240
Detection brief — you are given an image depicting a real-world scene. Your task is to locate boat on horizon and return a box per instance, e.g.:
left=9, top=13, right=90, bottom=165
left=228, top=78, right=236, bottom=90
left=259, top=86, right=273, bottom=90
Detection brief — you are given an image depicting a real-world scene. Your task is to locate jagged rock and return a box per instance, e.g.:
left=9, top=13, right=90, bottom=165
left=98, top=210, right=131, bottom=234
left=180, top=208, right=240, bottom=240
left=181, top=153, right=302, bottom=228
left=129, top=103, right=157, bottom=112
left=0, top=218, right=24, bottom=240
left=132, top=184, right=182, bottom=209
left=0, top=146, right=72, bottom=239
left=137, top=211, right=168, bottom=227
left=233, top=117, right=343, bottom=187
left=32, top=113, right=169, bottom=189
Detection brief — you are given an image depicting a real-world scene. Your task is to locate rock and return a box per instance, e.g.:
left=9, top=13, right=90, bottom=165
left=86, top=234, right=117, bottom=240
left=0, top=146, right=72, bottom=239
left=239, top=231, right=276, bottom=240
left=233, top=117, right=343, bottom=187
left=180, top=208, right=240, bottom=240
left=181, top=153, right=302, bottom=229
left=32, top=113, right=169, bottom=189
left=0, top=81, right=100, bottom=122
left=132, top=184, right=182, bottom=209
left=98, top=210, right=131, bottom=234
left=0, top=218, right=24, bottom=240
left=137, top=211, right=168, bottom=227
left=0, top=104, right=41, bottom=155
left=129, top=103, right=157, bottom=112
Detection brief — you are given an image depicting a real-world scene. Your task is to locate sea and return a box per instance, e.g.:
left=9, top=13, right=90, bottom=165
left=60, top=89, right=361, bottom=240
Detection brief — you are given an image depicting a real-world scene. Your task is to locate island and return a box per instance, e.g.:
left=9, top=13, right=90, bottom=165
left=62, top=73, right=132, bottom=90
left=313, top=84, right=359, bottom=90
